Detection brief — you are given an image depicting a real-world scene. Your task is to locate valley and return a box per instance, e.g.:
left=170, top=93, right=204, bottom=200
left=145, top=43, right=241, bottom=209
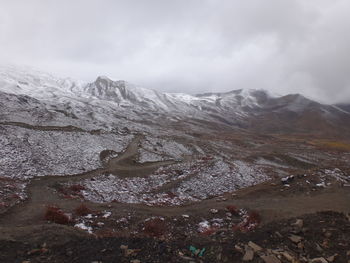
left=0, top=66, right=349, bottom=262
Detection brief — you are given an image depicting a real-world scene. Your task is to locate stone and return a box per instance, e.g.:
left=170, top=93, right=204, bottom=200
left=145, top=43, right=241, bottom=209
left=326, top=254, right=337, bottom=262
left=310, top=258, right=328, bottom=263
left=242, top=246, right=254, bottom=261
left=271, top=249, right=283, bottom=255
left=234, top=245, right=244, bottom=254
left=346, top=213, right=350, bottom=221
left=297, top=242, right=304, bottom=249
left=292, top=219, right=303, bottom=228
left=275, top=231, right=283, bottom=238
left=260, top=255, right=281, bottom=263
left=324, top=231, right=332, bottom=238
left=315, top=243, right=323, bottom=252
left=281, top=251, right=294, bottom=262
left=27, top=248, right=48, bottom=255
left=248, top=241, right=263, bottom=252
left=289, top=234, right=302, bottom=243
left=120, top=245, right=128, bottom=250
left=124, top=249, right=141, bottom=257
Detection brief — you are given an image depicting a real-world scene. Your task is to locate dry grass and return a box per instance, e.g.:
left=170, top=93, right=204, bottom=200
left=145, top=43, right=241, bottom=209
left=311, top=140, right=350, bottom=151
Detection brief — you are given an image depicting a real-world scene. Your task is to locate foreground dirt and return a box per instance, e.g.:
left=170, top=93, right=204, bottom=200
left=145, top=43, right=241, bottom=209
left=0, top=211, right=349, bottom=262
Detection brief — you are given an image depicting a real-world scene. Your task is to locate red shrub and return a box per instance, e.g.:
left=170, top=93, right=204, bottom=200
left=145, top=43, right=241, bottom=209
left=70, top=184, right=85, bottom=192
left=247, top=211, right=261, bottom=224
left=165, top=191, right=177, bottom=199
left=232, top=210, right=261, bottom=232
left=226, top=205, right=239, bottom=215
left=44, top=205, right=71, bottom=224
left=74, top=204, right=93, bottom=216
left=95, top=228, right=119, bottom=238
left=143, top=218, right=166, bottom=237
left=11, top=193, right=20, bottom=199
left=201, top=155, right=213, bottom=161
left=200, top=226, right=218, bottom=236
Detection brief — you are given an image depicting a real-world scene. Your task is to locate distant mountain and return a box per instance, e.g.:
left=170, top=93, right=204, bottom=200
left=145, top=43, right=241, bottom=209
left=0, top=65, right=350, bottom=136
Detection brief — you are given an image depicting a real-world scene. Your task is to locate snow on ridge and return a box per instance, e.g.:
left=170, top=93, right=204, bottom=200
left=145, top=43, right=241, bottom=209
left=0, top=64, right=85, bottom=101
left=0, top=65, right=278, bottom=111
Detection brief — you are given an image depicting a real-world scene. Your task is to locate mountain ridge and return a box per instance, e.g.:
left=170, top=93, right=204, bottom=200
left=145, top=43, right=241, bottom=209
left=1, top=65, right=350, bottom=136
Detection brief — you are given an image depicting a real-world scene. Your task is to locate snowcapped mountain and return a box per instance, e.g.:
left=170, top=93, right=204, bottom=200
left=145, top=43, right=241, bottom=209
left=0, top=65, right=350, bottom=136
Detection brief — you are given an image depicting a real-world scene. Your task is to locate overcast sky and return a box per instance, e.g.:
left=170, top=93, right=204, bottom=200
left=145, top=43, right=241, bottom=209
left=1, top=0, right=350, bottom=103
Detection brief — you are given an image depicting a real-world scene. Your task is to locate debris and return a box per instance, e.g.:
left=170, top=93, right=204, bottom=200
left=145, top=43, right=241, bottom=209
left=189, top=246, right=205, bottom=257
left=198, top=248, right=206, bottom=257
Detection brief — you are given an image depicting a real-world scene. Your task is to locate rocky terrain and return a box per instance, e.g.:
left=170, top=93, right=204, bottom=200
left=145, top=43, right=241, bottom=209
left=0, top=65, right=349, bottom=262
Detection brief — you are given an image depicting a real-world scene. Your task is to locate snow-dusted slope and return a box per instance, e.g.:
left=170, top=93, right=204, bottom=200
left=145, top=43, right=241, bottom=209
left=0, top=65, right=349, bottom=134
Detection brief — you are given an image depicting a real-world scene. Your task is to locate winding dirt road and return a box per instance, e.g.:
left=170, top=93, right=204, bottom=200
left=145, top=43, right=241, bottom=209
left=0, top=123, right=349, bottom=230
left=0, top=134, right=175, bottom=226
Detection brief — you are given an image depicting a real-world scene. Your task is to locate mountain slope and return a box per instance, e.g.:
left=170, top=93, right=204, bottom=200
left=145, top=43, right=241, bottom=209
left=0, top=65, right=349, bottom=136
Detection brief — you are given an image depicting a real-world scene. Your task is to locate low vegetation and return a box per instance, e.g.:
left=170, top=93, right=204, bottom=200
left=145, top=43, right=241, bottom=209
left=44, top=205, right=72, bottom=225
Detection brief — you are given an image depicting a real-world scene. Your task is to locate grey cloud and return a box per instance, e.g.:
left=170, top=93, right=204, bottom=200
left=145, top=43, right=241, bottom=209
left=0, top=0, right=349, bottom=103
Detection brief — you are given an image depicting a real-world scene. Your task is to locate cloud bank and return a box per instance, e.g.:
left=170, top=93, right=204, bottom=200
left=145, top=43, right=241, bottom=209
left=0, top=0, right=349, bottom=103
